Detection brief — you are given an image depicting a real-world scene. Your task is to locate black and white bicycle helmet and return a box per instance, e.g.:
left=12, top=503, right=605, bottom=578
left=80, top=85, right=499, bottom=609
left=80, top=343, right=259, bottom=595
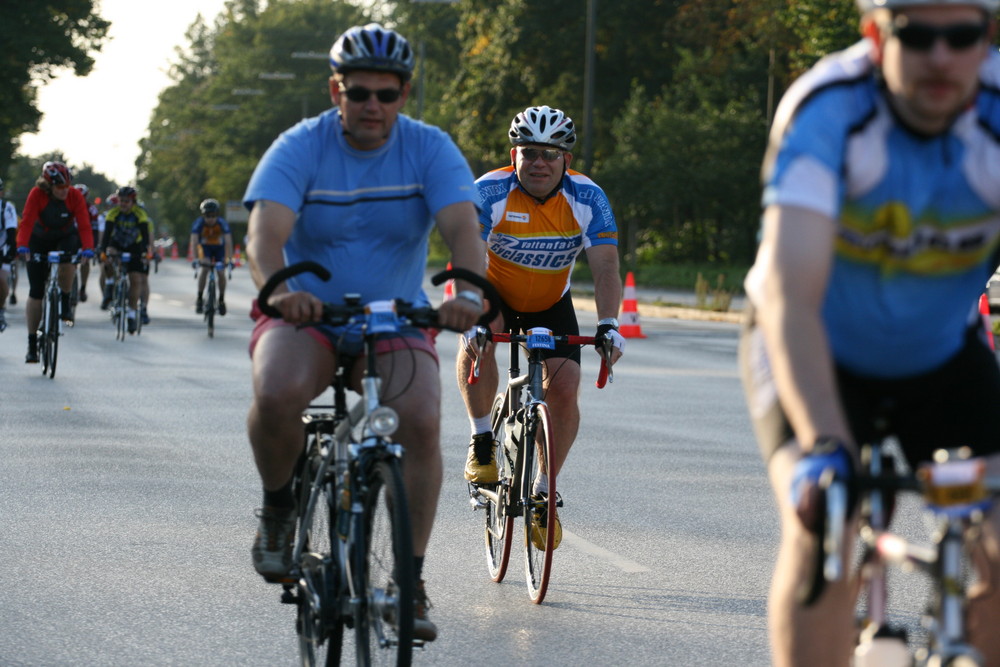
left=857, top=0, right=998, bottom=11
left=200, top=198, right=220, bottom=215
left=508, top=106, right=577, bottom=152
left=329, top=23, right=415, bottom=81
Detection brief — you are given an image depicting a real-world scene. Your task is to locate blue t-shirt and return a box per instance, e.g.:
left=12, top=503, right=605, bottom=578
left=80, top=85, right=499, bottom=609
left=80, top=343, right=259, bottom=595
left=758, top=40, right=1000, bottom=378
left=243, top=108, right=477, bottom=308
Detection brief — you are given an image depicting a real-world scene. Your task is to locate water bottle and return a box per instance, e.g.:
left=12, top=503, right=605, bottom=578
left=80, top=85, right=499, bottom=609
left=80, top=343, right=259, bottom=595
left=854, top=631, right=910, bottom=667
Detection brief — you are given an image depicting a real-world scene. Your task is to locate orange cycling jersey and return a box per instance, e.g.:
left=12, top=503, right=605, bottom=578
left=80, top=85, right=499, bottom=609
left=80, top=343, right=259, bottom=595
left=477, top=166, right=618, bottom=313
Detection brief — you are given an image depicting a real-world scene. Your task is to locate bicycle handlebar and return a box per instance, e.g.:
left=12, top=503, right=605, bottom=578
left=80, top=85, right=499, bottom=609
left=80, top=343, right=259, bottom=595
left=468, top=329, right=612, bottom=389
left=256, top=261, right=500, bottom=333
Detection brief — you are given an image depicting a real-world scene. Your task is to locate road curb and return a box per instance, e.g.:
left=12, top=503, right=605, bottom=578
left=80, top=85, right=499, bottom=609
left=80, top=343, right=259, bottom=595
left=572, top=296, right=745, bottom=325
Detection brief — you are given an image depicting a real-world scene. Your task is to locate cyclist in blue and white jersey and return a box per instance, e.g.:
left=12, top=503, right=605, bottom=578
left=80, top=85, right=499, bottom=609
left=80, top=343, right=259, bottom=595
left=243, top=23, right=485, bottom=641
left=740, top=1, right=1000, bottom=664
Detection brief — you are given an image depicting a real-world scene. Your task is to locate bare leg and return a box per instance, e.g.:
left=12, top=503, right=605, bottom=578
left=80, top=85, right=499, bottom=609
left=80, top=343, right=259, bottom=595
left=541, top=357, right=581, bottom=478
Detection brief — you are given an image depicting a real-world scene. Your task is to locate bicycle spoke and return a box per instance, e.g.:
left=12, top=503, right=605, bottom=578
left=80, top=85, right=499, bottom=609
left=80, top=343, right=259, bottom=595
left=523, top=403, right=556, bottom=604
left=295, top=438, right=342, bottom=667
left=485, top=392, right=514, bottom=582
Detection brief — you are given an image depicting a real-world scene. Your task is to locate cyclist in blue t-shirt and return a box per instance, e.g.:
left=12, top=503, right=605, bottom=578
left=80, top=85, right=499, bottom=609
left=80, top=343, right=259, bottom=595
left=740, top=1, right=1000, bottom=664
left=242, top=23, right=485, bottom=641
left=189, top=198, right=233, bottom=315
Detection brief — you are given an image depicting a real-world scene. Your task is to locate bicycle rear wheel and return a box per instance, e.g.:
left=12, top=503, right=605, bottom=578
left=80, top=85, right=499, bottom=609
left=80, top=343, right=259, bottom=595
left=114, top=279, right=127, bottom=341
left=523, top=403, right=556, bottom=604
left=206, top=279, right=216, bottom=338
left=47, top=287, right=59, bottom=378
left=485, top=393, right=514, bottom=582
left=8, top=262, right=16, bottom=305
left=295, top=438, right=343, bottom=667
left=354, top=457, right=415, bottom=666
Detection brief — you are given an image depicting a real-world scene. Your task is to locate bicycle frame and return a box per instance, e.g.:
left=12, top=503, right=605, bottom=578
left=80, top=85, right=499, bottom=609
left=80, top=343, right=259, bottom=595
left=809, top=443, right=1000, bottom=665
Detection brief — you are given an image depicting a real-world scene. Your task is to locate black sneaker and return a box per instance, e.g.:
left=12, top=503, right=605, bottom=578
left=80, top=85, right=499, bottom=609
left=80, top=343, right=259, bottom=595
left=79, top=288, right=88, bottom=303
left=195, top=296, right=204, bottom=314
left=252, top=506, right=297, bottom=583
left=127, top=316, right=137, bottom=334
left=218, top=301, right=226, bottom=316
left=413, top=580, right=438, bottom=642
left=140, top=308, right=150, bottom=325
left=25, top=345, right=38, bottom=363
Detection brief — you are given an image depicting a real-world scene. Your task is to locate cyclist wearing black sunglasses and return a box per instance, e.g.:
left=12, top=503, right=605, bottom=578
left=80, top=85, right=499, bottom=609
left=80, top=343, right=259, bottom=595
left=456, top=106, right=624, bottom=548
left=242, top=22, right=485, bottom=642
left=741, top=0, right=1000, bottom=665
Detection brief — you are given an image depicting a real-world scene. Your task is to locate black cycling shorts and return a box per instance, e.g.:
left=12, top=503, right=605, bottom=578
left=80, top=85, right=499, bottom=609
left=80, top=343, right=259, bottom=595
left=740, top=311, right=1000, bottom=470
left=498, top=291, right=581, bottom=363
left=27, top=233, right=81, bottom=299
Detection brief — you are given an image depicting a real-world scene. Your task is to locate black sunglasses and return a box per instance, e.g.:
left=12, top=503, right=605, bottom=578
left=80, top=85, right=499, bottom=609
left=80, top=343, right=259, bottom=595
left=519, top=147, right=564, bottom=162
left=892, top=19, right=989, bottom=52
left=340, top=85, right=402, bottom=104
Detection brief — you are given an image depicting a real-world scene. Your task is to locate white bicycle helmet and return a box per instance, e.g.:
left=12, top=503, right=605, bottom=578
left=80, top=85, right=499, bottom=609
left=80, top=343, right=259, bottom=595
left=75, top=184, right=89, bottom=197
left=508, top=106, right=577, bottom=151
left=330, top=23, right=415, bottom=81
left=857, top=0, right=999, bottom=12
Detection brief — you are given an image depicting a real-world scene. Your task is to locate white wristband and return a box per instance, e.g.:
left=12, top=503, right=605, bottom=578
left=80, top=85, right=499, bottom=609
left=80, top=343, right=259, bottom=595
left=455, top=290, right=483, bottom=308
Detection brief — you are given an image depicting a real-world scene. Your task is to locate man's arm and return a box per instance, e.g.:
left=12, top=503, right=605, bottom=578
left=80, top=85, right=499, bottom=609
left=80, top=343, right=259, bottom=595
left=247, top=199, right=323, bottom=324
left=752, top=204, right=852, bottom=452
left=435, top=200, right=486, bottom=332
left=585, top=244, right=622, bottom=321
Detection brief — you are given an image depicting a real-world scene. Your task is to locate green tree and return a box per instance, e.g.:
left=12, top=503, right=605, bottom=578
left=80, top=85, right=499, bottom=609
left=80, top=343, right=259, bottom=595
left=0, top=1, right=110, bottom=176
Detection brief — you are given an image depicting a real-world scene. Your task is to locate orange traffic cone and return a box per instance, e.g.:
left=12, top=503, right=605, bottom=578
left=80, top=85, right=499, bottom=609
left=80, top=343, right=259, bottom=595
left=620, top=271, right=646, bottom=338
left=170, top=242, right=178, bottom=260
left=443, top=262, right=455, bottom=301
left=233, top=244, right=243, bottom=267
left=980, top=293, right=994, bottom=351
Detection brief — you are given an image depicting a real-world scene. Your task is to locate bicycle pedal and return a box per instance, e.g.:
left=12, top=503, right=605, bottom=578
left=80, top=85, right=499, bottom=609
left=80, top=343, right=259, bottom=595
left=280, top=585, right=298, bottom=604
left=469, top=494, right=488, bottom=511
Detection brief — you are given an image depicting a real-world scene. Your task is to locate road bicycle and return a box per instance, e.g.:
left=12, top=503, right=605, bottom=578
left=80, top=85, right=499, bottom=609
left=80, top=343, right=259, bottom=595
left=8, top=255, right=18, bottom=305
left=804, top=437, right=1000, bottom=666
left=466, top=326, right=612, bottom=603
left=193, top=259, right=232, bottom=338
left=32, top=250, right=80, bottom=379
left=108, top=252, right=142, bottom=340
left=257, top=260, right=498, bottom=666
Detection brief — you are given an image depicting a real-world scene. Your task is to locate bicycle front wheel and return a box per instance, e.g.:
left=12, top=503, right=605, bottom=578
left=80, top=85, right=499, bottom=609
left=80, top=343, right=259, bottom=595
left=295, top=441, right=343, bottom=667
left=354, top=458, right=415, bottom=666
left=523, top=403, right=556, bottom=604
left=44, top=288, right=59, bottom=378
left=485, top=393, right=514, bottom=582
left=206, top=279, right=216, bottom=338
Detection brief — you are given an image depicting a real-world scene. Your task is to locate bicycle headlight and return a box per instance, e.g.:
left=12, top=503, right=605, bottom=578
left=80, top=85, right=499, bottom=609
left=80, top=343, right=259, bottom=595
left=368, top=406, right=399, bottom=437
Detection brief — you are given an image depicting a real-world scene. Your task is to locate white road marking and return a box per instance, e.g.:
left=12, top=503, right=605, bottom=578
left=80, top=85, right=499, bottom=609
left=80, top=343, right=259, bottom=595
left=562, top=530, right=650, bottom=573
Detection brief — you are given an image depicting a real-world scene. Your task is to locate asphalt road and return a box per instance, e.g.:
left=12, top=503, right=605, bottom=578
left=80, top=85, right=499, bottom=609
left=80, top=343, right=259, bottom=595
left=0, top=260, right=928, bottom=666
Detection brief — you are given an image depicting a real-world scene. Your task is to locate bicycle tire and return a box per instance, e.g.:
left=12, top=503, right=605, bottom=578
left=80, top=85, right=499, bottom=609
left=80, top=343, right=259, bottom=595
left=116, top=277, right=129, bottom=341
left=39, top=288, right=54, bottom=376
left=523, top=403, right=556, bottom=604
left=295, top=437, right=343, bottom=667
left=485, top=392, right=514, bottom=582
left=353, top=457, right=415, bottom=667
left=47, top=287, right=59, bottom=378
left=206, top=278, right=216, bottom=338
left=8, top=262, right=16, bottom=305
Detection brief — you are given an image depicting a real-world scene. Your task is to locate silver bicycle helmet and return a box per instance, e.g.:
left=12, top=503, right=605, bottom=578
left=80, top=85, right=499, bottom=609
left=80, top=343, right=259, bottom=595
left=508, top=106, right=577, bottom=152
left=329, top=23, right=415, bottom=81
left=200, top=198, right=220, bottom=215
left=857, top=0, right=999, bottom=12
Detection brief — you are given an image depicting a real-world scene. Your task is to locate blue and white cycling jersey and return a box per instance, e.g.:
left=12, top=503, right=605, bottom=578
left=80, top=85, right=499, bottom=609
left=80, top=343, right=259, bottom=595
left=244, top=108, right=477, bottom=309
left=756, top=39, right=1000, bottom=378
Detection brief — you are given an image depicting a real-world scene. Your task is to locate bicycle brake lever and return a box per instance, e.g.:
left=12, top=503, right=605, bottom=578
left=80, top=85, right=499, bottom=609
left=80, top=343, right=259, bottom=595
left=468, top=326, right=491, bottom=384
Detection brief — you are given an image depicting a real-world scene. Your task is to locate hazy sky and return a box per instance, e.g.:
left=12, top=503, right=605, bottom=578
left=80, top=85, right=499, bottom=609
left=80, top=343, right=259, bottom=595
left=18, top=0, right=231, bottom=186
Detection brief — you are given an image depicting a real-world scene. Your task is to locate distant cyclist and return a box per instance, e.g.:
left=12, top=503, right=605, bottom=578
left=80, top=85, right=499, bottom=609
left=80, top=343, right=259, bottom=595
left=15, top=162, right=95, bottom=361
left=74, top=183, right=101, bottom=303
left=0, top=177, right=17, bottom=331
left=101, top=186, right=153, bottom=334
left=189, top=198, right=233, bottom=315
left=455, top=106, right=625, bottom=550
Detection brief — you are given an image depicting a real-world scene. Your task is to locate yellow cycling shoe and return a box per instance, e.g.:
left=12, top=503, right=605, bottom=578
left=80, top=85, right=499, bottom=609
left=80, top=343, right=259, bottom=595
left=464, top=433, right=499, bottom=484
left=529, top=494, right=562, bottom=550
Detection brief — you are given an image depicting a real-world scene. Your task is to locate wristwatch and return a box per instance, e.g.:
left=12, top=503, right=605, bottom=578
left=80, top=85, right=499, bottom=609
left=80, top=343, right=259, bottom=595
left=597, top=317, right=620, bottom=330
